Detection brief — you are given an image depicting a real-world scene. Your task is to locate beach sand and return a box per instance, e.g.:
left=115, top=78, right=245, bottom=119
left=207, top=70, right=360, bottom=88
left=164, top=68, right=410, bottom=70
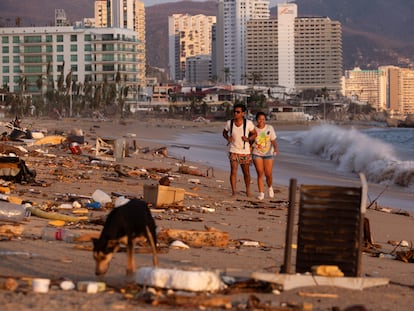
left=0, top=116, right=412, bottom=311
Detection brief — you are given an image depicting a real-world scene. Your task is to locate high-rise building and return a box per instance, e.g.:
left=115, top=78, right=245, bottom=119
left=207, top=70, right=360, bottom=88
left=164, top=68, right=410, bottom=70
left=344, top=67, right=382, bottom=110
left=378, top=66, right=400, bottom=111
left=216, top=0, right=270, bottom=85
left=185, top=55, right=212, bottom=84
left=168, top=14, right=216, bottom=81
left=245, top=3, right=342, bottom=92
left=94, top=0, right=108, bottom=27
left=277, top=3, right=296, bottom=91
left=95, top=0, right=146, bottom=84
left=0, top=26, right=142, bottom=95
left=344, top=66, right=414, bottom=114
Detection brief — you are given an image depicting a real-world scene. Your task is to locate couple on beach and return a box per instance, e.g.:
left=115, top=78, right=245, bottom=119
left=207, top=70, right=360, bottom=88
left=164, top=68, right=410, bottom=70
left=222, top=103, right=278, bottom=200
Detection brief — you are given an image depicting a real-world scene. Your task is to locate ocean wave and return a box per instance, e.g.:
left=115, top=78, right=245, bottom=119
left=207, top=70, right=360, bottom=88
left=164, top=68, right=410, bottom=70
left=293, top=124, right=414, bottom=187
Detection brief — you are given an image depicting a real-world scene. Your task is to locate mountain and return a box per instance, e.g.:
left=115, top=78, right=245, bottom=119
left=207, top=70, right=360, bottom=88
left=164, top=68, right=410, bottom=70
left=1, top=0, right=414, bottom=74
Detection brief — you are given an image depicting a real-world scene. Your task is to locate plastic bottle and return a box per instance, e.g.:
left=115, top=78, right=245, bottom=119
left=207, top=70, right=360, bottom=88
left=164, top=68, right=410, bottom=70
left=41, top=227, right=77, bottom=242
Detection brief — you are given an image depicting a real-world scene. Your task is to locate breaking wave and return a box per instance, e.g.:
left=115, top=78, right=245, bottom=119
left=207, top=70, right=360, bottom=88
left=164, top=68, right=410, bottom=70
left=293, top=124, right=414, bottom=187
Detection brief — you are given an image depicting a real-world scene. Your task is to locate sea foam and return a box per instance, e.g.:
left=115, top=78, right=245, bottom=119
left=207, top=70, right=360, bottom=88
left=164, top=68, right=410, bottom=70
left=294, top=124, right=414, bottom=187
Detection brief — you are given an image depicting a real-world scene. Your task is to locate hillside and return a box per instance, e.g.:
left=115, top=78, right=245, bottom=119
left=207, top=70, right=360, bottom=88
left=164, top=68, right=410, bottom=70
left=1, top=0, right=414, bottom=73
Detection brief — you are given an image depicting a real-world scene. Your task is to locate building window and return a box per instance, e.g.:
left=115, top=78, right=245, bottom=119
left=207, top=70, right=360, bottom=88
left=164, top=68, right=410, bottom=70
left=2, top=37, right=9, bottom=44
left=46, top=45, right=53, bottom=53
left=12, top=36, right=20, bottom=43
left=24, top=35, right=41, bottom=43
left=57, top=55, right=64, bottom=62
left=2, top=66, right=9, bottom=73
left=13, top=56, right=20, bottom=63
left=70, top=34, right=77, bottom=42
left=56, top=35, right=63, bottom=42
left=84, top=44, right=92, bottom=51
left=84, top=34, right=91, bottom=41
left=13, top=46, right=20, bottom=53
left=57, top=45, right=64, bottom=52
left=13, top=66, right=21, bottom=73
left=70, top=45, right=77, bottom=52
left=84, top=54, right=92, bottom=61
left=2, top=56, right=9, bottom=63
left=70, top=55, right=78, bottom=62
left=2, top=46, right=9, bottom=53
left=46, top=35, right=53, bottom=42
left=85, top=64, right=92, bottom=71
left=71, top=65, right=77, bottom=72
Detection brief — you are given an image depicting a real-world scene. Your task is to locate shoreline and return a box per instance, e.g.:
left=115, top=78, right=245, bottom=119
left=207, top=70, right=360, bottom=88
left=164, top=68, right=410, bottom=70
left=0, top=116, right=412, bottom=310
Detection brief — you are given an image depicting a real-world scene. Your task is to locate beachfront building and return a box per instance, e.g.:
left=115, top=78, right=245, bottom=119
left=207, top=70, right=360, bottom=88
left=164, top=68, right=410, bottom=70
left=0, top=26, right=144, bottom=98
left=215, top=0, right=270, bottom=85
left=168, top=14, right=216, bottom=81
left=245, top=2, right=342, bottom=92
left=344, top=67, right=382, bottom=110
left=95, top=0, right=146, bottom=83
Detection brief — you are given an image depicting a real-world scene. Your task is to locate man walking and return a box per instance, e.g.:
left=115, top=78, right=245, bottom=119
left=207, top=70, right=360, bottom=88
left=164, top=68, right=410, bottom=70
left=222, top=103, right=256, bottom=197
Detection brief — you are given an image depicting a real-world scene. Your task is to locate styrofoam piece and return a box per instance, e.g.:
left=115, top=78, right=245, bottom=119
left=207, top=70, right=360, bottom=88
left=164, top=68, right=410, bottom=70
left=251, top=272, right=389, bottom=291
left=136, top=267, right=226, bottom=292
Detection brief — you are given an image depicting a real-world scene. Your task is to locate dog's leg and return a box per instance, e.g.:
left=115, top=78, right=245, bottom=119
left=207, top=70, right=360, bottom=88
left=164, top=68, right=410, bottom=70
left=126, top=237, right=136, bottom=276
left=145, top=225, right=158, bottom=267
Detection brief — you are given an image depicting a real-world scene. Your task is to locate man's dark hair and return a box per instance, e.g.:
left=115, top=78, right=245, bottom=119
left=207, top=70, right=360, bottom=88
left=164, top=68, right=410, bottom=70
left=233, top=103, right=246, bottom=112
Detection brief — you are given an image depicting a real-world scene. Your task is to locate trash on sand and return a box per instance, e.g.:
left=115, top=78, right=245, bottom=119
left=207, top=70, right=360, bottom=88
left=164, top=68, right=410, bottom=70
left=0, top=201, right=30, bottom=222
left=1, top=278, right=18, bottom=291
left=157, top=228, right=229, bottom=247
left=32, top=278, right=50, bottom=293
left=77, top=281, right=106, bottom=293
left=396, top=249, right=414, bottom=263
left=170, top=240, right=190, bottom=249
left=60, top=280, right=75, bottom=291
left=26, top=205, right=86, bottom=222
left=311, top=265, right=344, bottom=277
left=91, top=189, right=112, bottom=205
left=178, top=165, right=205, bottom=177
left=136, top=267, right=226, bottom=292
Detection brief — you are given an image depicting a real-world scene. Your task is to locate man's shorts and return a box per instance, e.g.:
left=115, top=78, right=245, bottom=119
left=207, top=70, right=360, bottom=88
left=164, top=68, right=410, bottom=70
left=229, top=152, right=251, bottom=165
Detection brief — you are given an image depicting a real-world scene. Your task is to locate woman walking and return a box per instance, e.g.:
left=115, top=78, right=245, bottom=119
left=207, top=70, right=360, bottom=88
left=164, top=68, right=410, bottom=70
left=251, top=112, right=278, bottom=200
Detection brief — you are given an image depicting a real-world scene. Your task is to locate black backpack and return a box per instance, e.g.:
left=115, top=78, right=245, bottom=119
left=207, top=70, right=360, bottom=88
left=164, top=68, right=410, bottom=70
left=230, top=118, right=247, bottom=148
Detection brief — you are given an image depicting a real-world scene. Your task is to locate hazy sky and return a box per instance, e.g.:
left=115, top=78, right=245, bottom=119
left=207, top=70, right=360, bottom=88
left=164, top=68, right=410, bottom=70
left=142, top=0, right=286, bottom=7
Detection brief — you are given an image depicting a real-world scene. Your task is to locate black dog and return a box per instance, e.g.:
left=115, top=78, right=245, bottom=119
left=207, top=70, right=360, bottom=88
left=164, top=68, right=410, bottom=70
left=92, top=199, right=158, bottom=276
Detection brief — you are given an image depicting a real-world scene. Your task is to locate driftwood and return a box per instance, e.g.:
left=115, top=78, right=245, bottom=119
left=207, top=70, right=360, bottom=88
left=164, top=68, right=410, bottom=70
left=157, top=228, right=228, bottom=247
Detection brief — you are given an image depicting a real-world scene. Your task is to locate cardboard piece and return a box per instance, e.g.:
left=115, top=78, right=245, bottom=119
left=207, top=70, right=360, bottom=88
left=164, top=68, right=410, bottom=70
left=251, top=272, right=389, bottom=291
left=143, top=184, right=185, bottom=207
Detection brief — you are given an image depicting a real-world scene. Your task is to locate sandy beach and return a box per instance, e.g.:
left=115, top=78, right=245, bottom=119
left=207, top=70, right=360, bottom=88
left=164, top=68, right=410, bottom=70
left=0, top=116, right=412, bottom=311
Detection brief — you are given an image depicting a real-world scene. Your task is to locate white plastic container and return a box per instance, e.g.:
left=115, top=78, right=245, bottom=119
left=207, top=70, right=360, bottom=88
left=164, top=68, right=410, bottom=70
left=32, top=278, right=50, bottom=293
left=91, top=189, right=112, bottom=205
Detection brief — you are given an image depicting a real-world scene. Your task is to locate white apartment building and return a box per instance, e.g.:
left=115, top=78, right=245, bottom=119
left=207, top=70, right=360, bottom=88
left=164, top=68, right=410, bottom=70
left=216, top=0, right=269, bottom=85
left=95, top=0, right=146, bottom=82
left=0, top=26, right=144, bottom=94
left=168, top=14, right=216, bottom=81
left=277, top=3, right=297, bottom=91
left=245, top=3, right=342, bottom=92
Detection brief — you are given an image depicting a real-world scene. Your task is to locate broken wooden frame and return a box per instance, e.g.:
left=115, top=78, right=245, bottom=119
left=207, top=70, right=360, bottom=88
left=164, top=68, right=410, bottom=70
left=283, top=173, right=367, bottom=277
